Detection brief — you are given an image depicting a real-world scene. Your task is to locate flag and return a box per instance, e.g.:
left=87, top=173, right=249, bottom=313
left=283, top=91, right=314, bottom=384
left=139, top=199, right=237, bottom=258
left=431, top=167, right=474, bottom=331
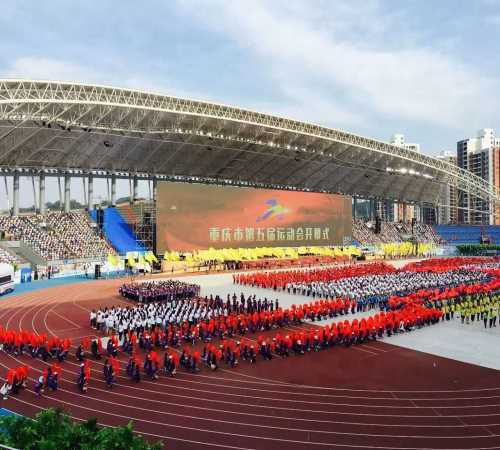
left=145, top=251, right=158, bottom=263
left=107, top=253, right=119, bottom=266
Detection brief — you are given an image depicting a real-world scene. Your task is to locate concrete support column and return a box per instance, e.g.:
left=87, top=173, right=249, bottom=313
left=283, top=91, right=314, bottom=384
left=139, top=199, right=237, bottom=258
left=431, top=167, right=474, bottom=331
left=402, top=203, right=407, bottom=222
left=39, top=172, right=46, bottom=215
left=88, top=174, right=93, bottom=211
left=111, top=174, right=116, bottom=207
left=131, top=176, right=138, bottom=204
left=153, top=177, right=157, bottom=202
left=64, top=174, right=71, bottom=213
left=12, top=172, right=20, bottom=216
left=352, top=197, right=357, bottom=219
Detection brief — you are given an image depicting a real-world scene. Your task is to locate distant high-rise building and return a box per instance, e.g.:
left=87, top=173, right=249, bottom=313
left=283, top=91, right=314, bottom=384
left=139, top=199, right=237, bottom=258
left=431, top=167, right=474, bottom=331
left=457, top=129, right=500, bottom=225
left=390, top=134, right=421, bottom=222
left=376, top=200, right=395, bottom=222
left=436, top=151, right=459, bottom=224
left=390, top=133, right=421, bottom=153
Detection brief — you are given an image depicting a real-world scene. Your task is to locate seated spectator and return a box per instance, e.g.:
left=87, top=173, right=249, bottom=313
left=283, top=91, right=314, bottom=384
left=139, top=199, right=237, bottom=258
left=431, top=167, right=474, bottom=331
left=0, top=211, right=115, bottom=261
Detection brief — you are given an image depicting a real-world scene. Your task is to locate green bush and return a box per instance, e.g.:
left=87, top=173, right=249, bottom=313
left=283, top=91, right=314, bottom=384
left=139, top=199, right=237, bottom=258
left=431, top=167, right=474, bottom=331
left=0, top=408, right=163, bottom=450
left=456, top=244, right=500, bottom=256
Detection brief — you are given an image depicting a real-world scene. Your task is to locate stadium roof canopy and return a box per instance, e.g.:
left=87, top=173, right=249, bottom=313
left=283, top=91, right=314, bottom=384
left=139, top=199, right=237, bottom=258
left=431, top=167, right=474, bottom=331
left=0, top=79, right=498, bottom=207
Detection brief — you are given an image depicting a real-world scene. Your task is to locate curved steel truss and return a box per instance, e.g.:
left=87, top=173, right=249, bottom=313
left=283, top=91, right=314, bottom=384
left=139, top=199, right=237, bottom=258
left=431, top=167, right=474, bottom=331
left=0, top=79, right=497, bottom=207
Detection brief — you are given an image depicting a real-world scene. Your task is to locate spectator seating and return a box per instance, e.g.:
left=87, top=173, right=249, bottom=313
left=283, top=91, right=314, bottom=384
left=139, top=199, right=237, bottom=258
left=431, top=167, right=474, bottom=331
left=0, top=212, right=114, bottom=261
left=487, top=226, right=500, bottom=243
left=0, top=209, right=448, bottom=263
left=45, top=211, right=114, bottom=259
left=0, top=248, right=20, bottom=265
left=434, top=225, right=500, bottom=245
left=353, top=219, right=442, bottom=246
left=434, top=225, right=480, bottom=245
left=409, top=222, right=443, bottom=244
left=0, top=215, right=71, bottom=260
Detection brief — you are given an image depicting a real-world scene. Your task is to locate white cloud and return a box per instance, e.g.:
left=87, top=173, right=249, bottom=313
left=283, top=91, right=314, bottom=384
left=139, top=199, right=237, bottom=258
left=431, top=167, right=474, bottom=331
left=3, top=56, right=215, bottom=103
left=2, top=54, right=359, bottom=131
left=178, top=0, right=498, bottom=130
left=249, top=77, right=361, bottom=129
left=5, top=57, right=101, bottom=83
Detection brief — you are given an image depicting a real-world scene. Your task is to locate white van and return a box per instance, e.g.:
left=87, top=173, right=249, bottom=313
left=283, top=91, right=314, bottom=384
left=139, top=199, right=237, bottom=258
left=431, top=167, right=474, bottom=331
left=0, top=263, right=14, bottom=295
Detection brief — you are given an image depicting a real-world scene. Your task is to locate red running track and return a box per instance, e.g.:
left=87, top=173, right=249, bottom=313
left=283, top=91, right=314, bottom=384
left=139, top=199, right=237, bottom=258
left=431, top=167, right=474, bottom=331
left=0, top=277, right=499, bottom=450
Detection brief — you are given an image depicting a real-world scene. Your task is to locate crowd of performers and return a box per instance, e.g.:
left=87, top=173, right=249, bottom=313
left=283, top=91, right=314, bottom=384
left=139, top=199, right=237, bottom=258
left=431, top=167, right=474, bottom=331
left=403, top=257, right=497, bottom=273
left=119, top=280, right=200, bottom=303
left=381, top=275, right=500, bottom=331
left=285, top=270, right=489, bottom=300
left=234, top=262, right=396, bottom=290
left=1, top=257, right=499, bottom=398
left=0, top=331, right=71, bottom=361
left=0, top=287, right=497, bottom=396
left=1, top=363, right=62, bottom=400
left=175, top=302, right=444, bottom=371
left=0, top=329, right=69, bottom=399
left=1, top=366, right=28, bottom=400
left=90, top=294, right=281, bottom=336
left=1, top=291, right=448, bottom=396
left=235, top=264, right=490, bottom=302
left=429, top=280, right=500, bottom=328
left=454, top=294, right=498, bottom=327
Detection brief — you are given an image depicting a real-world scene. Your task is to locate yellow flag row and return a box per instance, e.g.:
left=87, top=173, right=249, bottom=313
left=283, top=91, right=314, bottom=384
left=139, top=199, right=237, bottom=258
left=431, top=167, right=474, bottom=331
left=107, top=253, right=120, bottom=266
left=378, top=242, right=436, bottom=258
left=163, top=246, right=362, bottom=264
left=109, top=251, right=158, bottom=268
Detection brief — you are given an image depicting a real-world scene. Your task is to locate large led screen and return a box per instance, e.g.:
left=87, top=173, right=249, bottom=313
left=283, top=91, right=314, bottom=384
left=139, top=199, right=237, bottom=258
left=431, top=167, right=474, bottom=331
left=156, top=182, right=352, bottom=252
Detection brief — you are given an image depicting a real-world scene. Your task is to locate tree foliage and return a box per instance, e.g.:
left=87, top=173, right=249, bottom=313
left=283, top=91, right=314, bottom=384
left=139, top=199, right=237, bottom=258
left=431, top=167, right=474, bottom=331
left=0, top=408, right=163, bottom=450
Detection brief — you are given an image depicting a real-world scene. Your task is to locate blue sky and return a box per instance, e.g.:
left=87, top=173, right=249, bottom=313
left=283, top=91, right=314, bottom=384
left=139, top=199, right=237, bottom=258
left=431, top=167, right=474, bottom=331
left=1, top=0, right=500, bottom=207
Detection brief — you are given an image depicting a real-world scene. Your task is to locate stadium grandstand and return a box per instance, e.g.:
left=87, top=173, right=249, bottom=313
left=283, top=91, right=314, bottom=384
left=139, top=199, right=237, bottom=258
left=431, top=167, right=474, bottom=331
left=0, top=80, right=499, bottom=450
left=0, top=80, right=499, bottom=264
